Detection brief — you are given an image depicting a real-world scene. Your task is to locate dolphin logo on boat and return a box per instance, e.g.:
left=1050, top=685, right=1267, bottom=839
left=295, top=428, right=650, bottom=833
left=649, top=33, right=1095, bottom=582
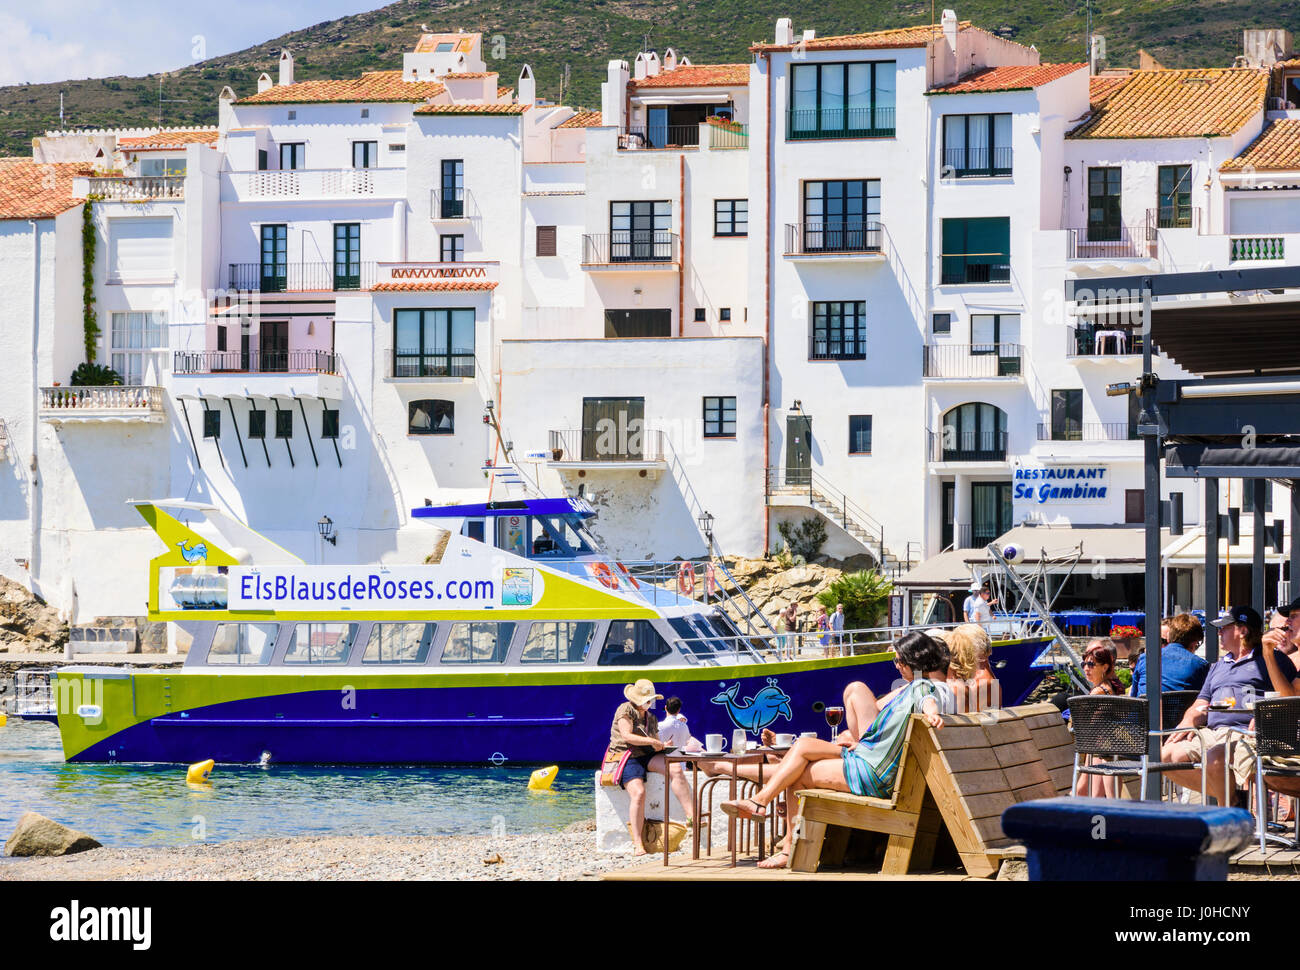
left=711, top=678, right=793, bottom=732
left=176, top=540, right=208, bottom=565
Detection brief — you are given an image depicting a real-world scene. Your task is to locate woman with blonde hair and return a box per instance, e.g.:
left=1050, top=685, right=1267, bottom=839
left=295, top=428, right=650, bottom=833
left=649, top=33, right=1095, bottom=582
left=950, top=623, right=999, bottom=711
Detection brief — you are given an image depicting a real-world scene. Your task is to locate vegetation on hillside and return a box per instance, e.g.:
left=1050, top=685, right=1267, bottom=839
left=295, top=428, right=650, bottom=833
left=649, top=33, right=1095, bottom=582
left=3, top=0, right=1297, bottom=157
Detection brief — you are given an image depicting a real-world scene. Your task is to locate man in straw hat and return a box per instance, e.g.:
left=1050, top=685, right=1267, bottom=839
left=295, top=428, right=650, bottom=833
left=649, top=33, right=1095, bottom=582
left=609, top=678, right=694, bottom=854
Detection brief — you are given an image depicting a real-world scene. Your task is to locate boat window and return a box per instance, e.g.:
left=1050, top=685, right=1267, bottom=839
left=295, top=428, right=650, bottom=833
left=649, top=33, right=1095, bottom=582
left=462, top=519, right=486, bottom=543
left=442, top=622, right=516, bottom=663
left=666, top=617, right=714, bottom=657
left=207, top=623, right=277, bottom=665
left=597, top=620, right=673, bottom=666
left=520, top=621, right=596, bottom=663
left=283, top=623, right=358, bottom=664
left=496, top=515, right=529, bottom=557
left=363, top=623, right=434, bottom=664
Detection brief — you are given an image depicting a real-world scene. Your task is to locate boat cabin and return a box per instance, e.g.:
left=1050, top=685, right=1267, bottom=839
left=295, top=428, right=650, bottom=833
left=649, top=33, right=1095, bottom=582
left=412, top=498, right=601, bottom=560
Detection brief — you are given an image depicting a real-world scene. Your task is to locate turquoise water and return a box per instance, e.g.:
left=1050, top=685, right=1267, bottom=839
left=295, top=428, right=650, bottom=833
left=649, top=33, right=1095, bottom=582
left=0, top=719, right=594, bottom=847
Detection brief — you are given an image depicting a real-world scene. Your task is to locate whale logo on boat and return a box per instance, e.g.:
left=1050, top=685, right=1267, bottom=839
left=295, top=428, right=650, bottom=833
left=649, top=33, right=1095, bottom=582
left=176, top=540, right=208, bottom=565
left=711, top=678, right=793, bottom=732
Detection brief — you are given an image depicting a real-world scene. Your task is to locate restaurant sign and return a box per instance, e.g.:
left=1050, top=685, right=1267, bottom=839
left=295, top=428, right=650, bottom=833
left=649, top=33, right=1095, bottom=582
left=1013, top=465, right=1109, bottom=505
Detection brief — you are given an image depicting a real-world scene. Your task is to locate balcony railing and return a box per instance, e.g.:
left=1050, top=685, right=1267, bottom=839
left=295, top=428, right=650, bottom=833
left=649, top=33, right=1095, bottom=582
left=1035, top=422, right=1134, bottom=442
left=174, top=350, right=339, bottom=375
left=432, top=187, right=467, bottom=219
left=1231, top=236, right=1285, bottom=261
left=548, top=428, right=667, bottom=463
left=785, top=221, right=883, bottom=256
left=391, top=352, right=475, bottom=380
left=1067, top=223, right=1156, bottom=260
left=619, top=126, right=700, bottom=149
left=582, top=232, right=679, bottom=265
left=928, top=429, right=1008, bottom=463
left=786, top=106, right=896, bottom=140
left=88, top=176, right=184, bottom=200
left=707, top=120, right=748, bottom=149
left=1148, top=206, right=1202, bottom=232
left=923, top=344, right=1022, bottom=379
left=227, top=168, right=405, bottom=200
left=940, top=258, right=1010, bottom=285
left=1067, top=326, right=1144, bottom=357
left=945, top=524, right=1002, bottom=550
left=228, top=262, right=377, bottom=293
left=941, top=146, right=1012, bottom=178
left=809, top=332, right=867, bottom=361
left=39, top=385, right=165, bottom=418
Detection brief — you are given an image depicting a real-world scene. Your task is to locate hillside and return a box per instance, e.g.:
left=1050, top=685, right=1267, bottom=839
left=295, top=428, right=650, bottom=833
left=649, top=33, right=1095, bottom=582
left=3, top=0, right=1298, bottom=157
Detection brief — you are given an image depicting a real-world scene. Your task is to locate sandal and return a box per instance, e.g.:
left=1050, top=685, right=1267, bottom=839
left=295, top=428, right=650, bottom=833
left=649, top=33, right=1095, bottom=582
left=720, top=798, right=767, bottom=820
left=756, top=850, right=789, bottom=870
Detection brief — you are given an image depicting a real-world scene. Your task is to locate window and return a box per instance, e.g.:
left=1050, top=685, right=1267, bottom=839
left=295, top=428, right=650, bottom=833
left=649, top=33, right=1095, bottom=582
left=216, top=327, right=227, bottom=352
left=441, top=622, right=516, bottom=663
left=694, top=307, right=706, bottom=322
left=440, top=234, right=464, bottom=262
left=849, top=415, right=872, bottom=455
left=393, top=308, right=475, bottom=378
left=435, top=41, right=454, bottom=52
left=279, top=142, right=305, bottom=170
left=1087, top=167, right=1123, bottom=241
left=597, top=620, right=673, bottom=665
left=604, top=309, right=671, bottom=338
left=719, top=307, right=731, bottom=322
left=941, top=403, right=1007, bottom=461
left=275, top=409, right=293, bottom=439
left=107, top=217, right=174, bottom=281
left=941, top=218, right=1010, bottom=284
left=260, top=224, right=287, bottom=292
left=109, top=311, right=167, bottom=385
left=1125, top=489, right=1145, bottom=524
left=352, top=141, right=379, bottom=168
left=334, top=223, right=361, bottom=290
left=440, top=159, right=464, bottom=217
left=789, top=60, right=896, bottom=138
left=322, top=408, right=340, bottom=439
left=258, top=149, right=268, bottom=171
left=1050, top=389, right=1084, bottom=441
left=932, top=312, right=952, bottom=335
left=802, top=180, right=880, bottom=252
left=942, top=114, right=1012, bottom=177
left=360, top=108, right=370, bottom=119
left=287, top=110, right=296, bottom=121
left=202, top=409, right=220, bottom=439
left=609, top=200, right=672, bottom=260
left=520, top=622, right=596, bottom=663
left=248, top=409, right=266, bottom=439
left=1242, top=482, right=1273, bottom=514
left=284, top=623, right=357, bottom=664
left=1157, top=165, right=1193, bottom=228
left=703, top=396, right=737, bottom=437
left=581, top=397, right=645, bottom=460
left=536, top=225, right=557, bottom=256
left=715, top=199, right=748, bottom=236
left=810, top=301, right=867, bottom=360
left=140, top=156, right=186, bottom=177
left=409, top=399, right=454, bottom=435
left=363, top=623, right=433, bottom=664
left=389, top=143, right=405, bottom=153
left=970, top=314, right=1021, bottom=375
left=207, top=623, right=277, bottom=665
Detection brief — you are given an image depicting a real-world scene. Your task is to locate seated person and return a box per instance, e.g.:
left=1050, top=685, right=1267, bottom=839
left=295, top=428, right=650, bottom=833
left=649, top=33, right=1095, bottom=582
left=1131, top=612, right=1209, bottom=696
left=1075, top=639, right=1126, bottom=797
left=951, top=623, right=1000, bottom=711
left=1161, top=606, right=1298, bottom=806
left=717, top=631, right=947, bottom=869
left=656, top=696, right=699, bottom=751
left=607, top=679, right=694, bottom=855
left=532, top=534, right=557, bottom=555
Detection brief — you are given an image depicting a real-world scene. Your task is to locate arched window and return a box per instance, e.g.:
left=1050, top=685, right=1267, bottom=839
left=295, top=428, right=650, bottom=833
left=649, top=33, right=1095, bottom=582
left=941, top=403, right=1007, bottom=461
left=409, top=399, right=454, bottom=435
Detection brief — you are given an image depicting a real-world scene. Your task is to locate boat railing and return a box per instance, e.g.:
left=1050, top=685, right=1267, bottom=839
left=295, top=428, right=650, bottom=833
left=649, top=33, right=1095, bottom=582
left=11, top=669, right=55, bottom=716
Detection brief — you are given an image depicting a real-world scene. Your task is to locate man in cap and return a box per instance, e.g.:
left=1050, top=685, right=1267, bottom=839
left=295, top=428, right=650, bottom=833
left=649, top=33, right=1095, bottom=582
left=962, top=582, right=980, bottom=623
left=1161, top=606, right=1298, bottom=805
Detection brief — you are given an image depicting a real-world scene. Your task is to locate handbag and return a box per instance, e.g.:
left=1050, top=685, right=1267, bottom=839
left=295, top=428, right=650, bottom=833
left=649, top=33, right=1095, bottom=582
left=599, top=746, right=632, bottom=787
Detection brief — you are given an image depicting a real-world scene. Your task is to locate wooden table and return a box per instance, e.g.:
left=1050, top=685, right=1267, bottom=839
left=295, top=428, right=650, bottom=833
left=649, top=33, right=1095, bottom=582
left=663, top=750, right=769, bottom=867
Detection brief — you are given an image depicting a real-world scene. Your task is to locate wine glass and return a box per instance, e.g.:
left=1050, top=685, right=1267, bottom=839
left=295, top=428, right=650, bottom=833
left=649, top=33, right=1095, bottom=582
left=824, top=705, right=844, bottom=742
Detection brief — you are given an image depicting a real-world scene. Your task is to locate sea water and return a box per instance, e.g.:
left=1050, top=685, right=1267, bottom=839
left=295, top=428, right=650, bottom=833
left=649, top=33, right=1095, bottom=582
left=0, top=719, right=594, bottom=847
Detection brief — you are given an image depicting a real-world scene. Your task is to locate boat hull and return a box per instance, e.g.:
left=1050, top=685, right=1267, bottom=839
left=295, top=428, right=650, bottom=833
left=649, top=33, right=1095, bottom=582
left=54, top=639, right=1051, bottom=765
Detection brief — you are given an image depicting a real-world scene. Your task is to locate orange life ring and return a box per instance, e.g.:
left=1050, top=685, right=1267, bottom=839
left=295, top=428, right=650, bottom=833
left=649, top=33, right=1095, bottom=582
left=616, top=561, right=640, bottom=589
left=591, top=562, right=619, bottom=590
left=677, top=562, right=696, bottom=596
left=705, top=563, right=719, bottom=597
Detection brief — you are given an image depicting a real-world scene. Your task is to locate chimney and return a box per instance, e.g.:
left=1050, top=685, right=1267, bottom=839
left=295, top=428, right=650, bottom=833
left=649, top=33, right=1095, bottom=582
left=802, top=29, right=816, bottom=42
left=663, top=48, right=678, bottom=72
left=1090, top=35, right=1107, bottom=75
left=942, top=8, right=958, bottom=50
left=602, top=59, right=630, bottom=129
left=633, top=52, right=648, bottom=81
left=278, top=49, right=294, bottom=86
left=517, top=64, right=536, bottom=106
left=257, top=73, right=273, bottom=94
left=1241, top=29, right=1294, bottom=69
left=774, top=18, right=794, bottom=46
left=645, top=51, right=661, bottom=77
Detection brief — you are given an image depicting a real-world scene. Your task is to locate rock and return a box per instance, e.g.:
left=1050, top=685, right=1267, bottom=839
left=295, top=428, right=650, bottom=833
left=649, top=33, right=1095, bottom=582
left=0, top=577, right=69, bottom=653
left=482, top=852, right=503, bottom=865
left=5, top=812, right=101, bottom=857
left=996, top=858, right=1028, bottom=881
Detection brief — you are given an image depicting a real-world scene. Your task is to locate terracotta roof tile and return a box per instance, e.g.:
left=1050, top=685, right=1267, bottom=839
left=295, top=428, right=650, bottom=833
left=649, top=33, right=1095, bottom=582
left=929, top=63, right=1086, bottom=94
left=1068, top=68, right=1268, bottom=139
left=1221, top=119, right=1300, bottom=172
left=372, top=280, right=498, bottom=291
left=558, top=110, right=602, bottom=128
left=630, top=64, right=750, bottom=88
left=0, top=160, right=91, bottom=220
left=118, top=129, right=219, bottom=150
left=442, top=72, right=497, bottom=80
left=238, top=71, right=446, bottom=104
left=413, top=103, right=528, bottom=115
left=751, top=21, right=967, bottom=52
left=497, top=86, right=514, bottom=99
left=1088, top=74, right=1132, bottom=106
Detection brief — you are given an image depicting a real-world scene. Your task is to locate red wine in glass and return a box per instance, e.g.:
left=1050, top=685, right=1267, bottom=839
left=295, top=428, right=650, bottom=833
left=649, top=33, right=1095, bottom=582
left=825, top=706, right=844, bottom=741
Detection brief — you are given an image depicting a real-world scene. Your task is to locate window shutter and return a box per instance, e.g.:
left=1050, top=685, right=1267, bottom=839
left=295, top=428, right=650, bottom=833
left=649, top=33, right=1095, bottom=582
left=536, top=225, right=557, bottom=256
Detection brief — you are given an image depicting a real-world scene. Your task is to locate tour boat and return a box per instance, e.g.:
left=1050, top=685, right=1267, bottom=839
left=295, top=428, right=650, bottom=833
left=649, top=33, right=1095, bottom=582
left=16, top=500, right=1053, bottom=765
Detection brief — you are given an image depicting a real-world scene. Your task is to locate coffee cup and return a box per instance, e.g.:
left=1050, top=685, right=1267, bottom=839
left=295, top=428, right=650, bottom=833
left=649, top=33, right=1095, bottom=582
left=704, top=733, right=727, bottom=754
left=775, top=733, right=794, bottom=746
left=800, top=731, right=817, bottom=739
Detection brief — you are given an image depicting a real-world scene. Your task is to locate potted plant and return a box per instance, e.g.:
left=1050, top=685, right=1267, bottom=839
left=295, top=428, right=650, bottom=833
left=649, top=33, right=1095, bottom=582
left=1109, top=625, right=1144, bottom=660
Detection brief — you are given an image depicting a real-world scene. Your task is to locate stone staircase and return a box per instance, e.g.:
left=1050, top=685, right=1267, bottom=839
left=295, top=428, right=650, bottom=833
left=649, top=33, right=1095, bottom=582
left=767, top=468, right=911, bottom=576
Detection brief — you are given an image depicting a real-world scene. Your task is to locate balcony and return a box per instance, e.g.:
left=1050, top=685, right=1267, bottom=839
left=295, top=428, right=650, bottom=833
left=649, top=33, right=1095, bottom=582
left=224, top=168, right=405, bottom=202
left=1066, top=325, right=1144, bottom=359
left=88, top=176, right=184, bottom=201
left=1035, top=422, right=1134, bottom=442
left=922, top=344, right=1022, bottom=380
left=431, top=188, right=480, bottom=221
left=941, top=147, right=1012, bottom=178
left=928, top=429, right=1008, bottom=463
left=784, top=222, right=884, bottom=260
left=939, top=258, right=1010, bottom=285
left=808, top=333, right=866, bottom=362
left=389, top=352, right=475, bottom=381
left=786, top=106, right=895, bottom=140
left=581, top=232, right=679, bottom=270
left=546, top=428, right=668, bottom=473
left=228, top=262, right=377, bottom=293
left=708, top=120, right=748, bottom=150
left=618, top=125, right=700, bottom=150
left=171, top=351, right=343, bottom=401
left=1231, top=236, right=1286, bottom=261
left=39, top=385, right=166, bottom=423
left=1066, top=223, right=1156, bottom=261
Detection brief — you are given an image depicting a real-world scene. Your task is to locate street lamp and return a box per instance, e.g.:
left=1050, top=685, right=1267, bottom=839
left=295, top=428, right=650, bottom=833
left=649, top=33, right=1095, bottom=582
left=317, top=515, right=337, bottom=546
left=697, top=510, right=714, bottom=549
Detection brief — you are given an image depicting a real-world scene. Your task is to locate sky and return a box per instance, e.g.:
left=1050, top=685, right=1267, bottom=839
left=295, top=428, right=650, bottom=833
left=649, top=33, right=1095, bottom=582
left=0, top=1, right=390, bottom=85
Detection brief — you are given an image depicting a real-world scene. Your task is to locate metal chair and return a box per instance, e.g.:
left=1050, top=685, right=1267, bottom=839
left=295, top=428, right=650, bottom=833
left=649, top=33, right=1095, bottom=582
left=1243, top=697, right=1300, bottom=851
left=1068, top=695, right=1207, bottom=800
left=1160, top=690, right=1201, bottom=729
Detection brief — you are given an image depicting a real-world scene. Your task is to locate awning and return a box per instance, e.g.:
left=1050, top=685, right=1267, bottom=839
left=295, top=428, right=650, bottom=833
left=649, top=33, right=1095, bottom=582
left=894, top=549, right=978, bottom=588
left=1160, top=527, right=1287, bottom=567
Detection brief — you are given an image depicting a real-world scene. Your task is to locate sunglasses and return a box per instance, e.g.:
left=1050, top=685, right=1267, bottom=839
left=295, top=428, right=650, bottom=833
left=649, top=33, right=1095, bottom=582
left=1081, top=660, right=1100, bottom=668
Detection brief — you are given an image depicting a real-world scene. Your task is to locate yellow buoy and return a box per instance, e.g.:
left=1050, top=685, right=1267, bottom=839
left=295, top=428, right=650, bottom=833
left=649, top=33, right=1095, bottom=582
left=528, top=765, right=558, bottom=791
left=186, top=759, right=214, bottom=785
left=0, top=713, right=7, bottom=727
